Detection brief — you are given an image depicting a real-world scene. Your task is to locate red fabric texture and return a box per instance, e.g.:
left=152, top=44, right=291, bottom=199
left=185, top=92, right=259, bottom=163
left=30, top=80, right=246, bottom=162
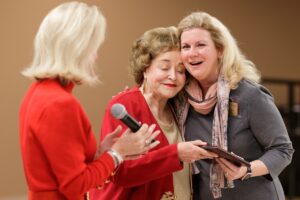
left=19, top=79, right=115, bottom=200
left=89, top=87, right=183, bottom=200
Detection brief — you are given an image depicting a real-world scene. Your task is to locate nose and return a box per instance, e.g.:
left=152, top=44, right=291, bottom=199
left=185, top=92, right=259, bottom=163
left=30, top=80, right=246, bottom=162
left=188, top=47, right=198, bottom=57
left=168, top=68, right=176, bottom=80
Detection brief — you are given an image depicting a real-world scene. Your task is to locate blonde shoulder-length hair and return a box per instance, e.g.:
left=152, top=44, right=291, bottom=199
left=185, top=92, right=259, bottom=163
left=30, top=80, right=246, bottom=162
left=178, top=12, right=260, bottom=89
left=22, top=1, right=106, bottom=86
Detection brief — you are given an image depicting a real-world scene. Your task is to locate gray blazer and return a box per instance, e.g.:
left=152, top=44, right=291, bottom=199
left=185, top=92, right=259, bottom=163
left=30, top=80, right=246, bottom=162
left=173, top=79, right=294, bottom=200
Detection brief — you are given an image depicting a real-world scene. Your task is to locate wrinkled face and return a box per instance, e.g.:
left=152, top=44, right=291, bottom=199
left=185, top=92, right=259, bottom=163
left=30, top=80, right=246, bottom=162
left=143, top=50, right=185, bottom=100
left=180, top=28, right=220, bottom=84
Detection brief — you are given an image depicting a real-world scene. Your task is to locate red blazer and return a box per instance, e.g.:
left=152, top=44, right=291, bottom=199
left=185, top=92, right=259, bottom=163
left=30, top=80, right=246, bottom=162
left=19, top=79, right=115, bottom=200
left=89, top=87, right=182, bottom=200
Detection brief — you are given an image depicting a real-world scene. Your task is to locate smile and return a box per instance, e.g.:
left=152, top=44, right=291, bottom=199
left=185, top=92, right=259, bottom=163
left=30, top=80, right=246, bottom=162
left=190, top=61, right=203, bottom=65
left=163, top=83, right=177, bottom=87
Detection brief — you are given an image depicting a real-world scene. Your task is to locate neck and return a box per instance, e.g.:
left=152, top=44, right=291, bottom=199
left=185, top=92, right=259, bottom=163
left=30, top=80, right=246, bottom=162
left=199, top=71, right=219, bottom=96
left=141, top=88, right=171, bottom=123
left=199, top=80, right=216, bottom=96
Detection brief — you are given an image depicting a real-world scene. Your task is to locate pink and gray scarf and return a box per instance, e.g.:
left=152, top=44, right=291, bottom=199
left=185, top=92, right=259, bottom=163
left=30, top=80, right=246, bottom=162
left=185, top=73, right=233, bottom=198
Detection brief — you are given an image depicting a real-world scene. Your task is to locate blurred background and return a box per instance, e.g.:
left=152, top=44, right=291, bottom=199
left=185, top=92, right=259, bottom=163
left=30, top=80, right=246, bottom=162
left=0, top=0, right=299, bottom=199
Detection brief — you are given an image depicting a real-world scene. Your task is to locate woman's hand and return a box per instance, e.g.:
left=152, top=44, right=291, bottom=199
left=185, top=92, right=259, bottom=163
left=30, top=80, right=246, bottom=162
left=111, top=124, right=160, bottom=159
left=216, top=158, right=269, bottom=180
left=178, top=140, right=218, bottom=163
left=216, top=158, right=248, bottom=180
left=94, top=126, right=121, bottom=160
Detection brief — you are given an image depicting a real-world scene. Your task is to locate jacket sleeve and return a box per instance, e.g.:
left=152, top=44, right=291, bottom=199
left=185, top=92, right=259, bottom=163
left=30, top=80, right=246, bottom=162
left=249, top=85, right=294, bottom=177
left=112, top=144, right=182, bottom=187
left=100, top=101, right=183, bottom=187
left=37, top=98, right=115, bottom=199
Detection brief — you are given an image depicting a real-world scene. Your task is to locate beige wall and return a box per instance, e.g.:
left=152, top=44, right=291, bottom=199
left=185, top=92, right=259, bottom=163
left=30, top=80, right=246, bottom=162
left=0, top=0, right=299, bottom=198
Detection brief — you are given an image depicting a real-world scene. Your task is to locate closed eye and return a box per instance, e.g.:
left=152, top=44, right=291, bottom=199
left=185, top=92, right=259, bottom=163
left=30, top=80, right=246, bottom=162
left=159, top=65, right=169, bottom=71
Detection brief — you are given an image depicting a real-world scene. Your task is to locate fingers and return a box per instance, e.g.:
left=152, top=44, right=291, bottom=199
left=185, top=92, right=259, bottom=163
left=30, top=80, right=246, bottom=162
left=117, top=123, right=160, bottom=156
left=190, top=140, right=207, bottom=146
left=110, top=125, right=122, bottom=136
left=99, top=126, right=122, bottom=157
left=145, top=138, right=160, bottom=150
left=131, top=123, right=149, bottom=136
left=188, top=140, right=218, bottom=159
left=216, top=158, right=234, bottom=173
left=126, top=124, right=157, bottom=139
left=216, top=158, right=245, bottom=180
left=146, top=129, right=160, bottom=143
left=217, top=158, right=237, bottom=170
left=216, top=159, right=233, bottom=180
left=122, top=124, right=148, bottom=137
left=177, top=142, right=213, bottom=162
left=142, top=128, right=161, bottom=152
left=143, top=124, right=156, bottom=138
left=138, top=124, right=159, bottom=143
left=197, top=146, right=218, bottom=159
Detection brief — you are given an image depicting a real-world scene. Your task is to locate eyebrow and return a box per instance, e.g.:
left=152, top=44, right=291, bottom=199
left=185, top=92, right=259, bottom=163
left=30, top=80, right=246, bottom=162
left=157, top=58, right=183, bottom=65
left=182, top=40, right=207, bottom=44
left=159, top=59, right=171, bottom=63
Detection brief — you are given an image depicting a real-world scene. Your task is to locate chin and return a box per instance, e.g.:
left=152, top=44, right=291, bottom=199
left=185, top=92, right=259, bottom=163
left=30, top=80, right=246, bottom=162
left=163, top=92, right=178, bottom=99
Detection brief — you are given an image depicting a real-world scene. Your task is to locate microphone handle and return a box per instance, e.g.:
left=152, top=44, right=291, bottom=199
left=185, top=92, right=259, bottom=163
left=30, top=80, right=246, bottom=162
left=121, top=115, right=141, bottom=132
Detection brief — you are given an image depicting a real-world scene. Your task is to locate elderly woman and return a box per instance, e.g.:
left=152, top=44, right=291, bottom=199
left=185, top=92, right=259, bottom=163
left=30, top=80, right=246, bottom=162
left=90, top=26, right=217, bottom=200
left=19, top=2, right=160, bottom=200
left=173, top=12, right=294, bottom=200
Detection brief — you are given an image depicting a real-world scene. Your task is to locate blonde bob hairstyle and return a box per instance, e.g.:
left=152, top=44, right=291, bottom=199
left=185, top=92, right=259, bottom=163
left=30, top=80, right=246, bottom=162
left=22, top=1, right=106, bottom=86
left=178, top=12, right=260, bottom=89
left=129, top=26, right=180, bottom=85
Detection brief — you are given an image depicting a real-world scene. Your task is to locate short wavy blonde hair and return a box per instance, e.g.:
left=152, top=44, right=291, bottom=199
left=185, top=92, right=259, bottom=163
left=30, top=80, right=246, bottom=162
left=129, top=26, right=180, bottom=85
left=178, top=12, right=260, bottom=89
left=22, top=2, right=106, bottom=86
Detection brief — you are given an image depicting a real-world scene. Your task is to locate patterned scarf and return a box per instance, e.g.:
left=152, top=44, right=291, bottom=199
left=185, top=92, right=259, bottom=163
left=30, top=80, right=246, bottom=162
left=185, top=73, right=233, bottom=199
left=185, top=78, right=217, bottom=115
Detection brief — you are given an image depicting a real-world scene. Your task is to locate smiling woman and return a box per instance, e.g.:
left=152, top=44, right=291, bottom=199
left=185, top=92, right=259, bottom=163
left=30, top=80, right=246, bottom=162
left=173, top=11, right=295, bottom=200
left=142, top=50, right=185, bottom=101
left=181, top=28, right=221, bottom=90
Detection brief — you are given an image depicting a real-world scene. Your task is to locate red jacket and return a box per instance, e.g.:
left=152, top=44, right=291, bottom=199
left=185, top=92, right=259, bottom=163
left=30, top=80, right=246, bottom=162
left=89, top=87, right=182, bottom=200
left=19, top=79, right=115, bottom=200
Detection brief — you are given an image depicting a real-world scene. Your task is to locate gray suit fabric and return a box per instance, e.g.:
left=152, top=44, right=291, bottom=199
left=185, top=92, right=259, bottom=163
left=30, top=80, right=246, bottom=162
left=184, top=80, right=294, bottom=200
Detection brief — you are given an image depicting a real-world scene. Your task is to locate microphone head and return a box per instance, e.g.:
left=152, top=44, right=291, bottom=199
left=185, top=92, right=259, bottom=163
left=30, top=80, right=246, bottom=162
left=111, top=103, right=127, bottom=119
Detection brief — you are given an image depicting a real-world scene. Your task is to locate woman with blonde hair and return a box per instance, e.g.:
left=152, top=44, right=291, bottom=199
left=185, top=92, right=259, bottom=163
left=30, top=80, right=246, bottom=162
left=19, top=2, right=159, bottom=200
left=174, top=12, right=294, bottom=200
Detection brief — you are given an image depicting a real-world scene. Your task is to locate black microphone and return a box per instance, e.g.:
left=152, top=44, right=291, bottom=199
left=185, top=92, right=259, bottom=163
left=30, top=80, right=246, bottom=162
left=111, top=103, right=141, bottom=132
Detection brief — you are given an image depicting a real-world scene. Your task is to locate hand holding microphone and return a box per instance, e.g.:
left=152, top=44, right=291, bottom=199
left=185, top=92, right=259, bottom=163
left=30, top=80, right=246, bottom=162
left=105, top=103, right=160, bottom=161
left=111, top=103, right=142, bottom=132
left=111, top=103, right=158, bottom=144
